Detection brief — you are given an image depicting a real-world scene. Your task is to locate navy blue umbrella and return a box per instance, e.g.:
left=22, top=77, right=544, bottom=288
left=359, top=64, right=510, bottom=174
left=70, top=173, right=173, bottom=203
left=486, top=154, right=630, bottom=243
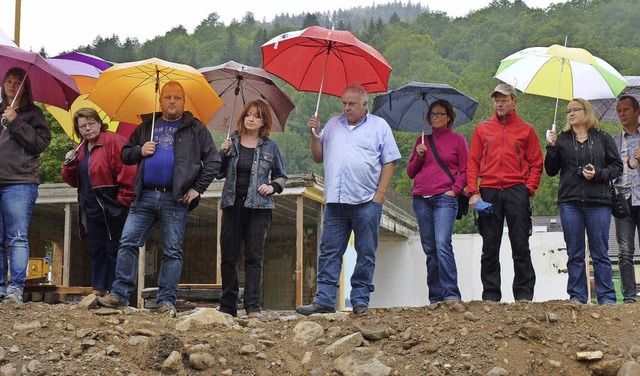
left=372, top=82, right=479, bottom=138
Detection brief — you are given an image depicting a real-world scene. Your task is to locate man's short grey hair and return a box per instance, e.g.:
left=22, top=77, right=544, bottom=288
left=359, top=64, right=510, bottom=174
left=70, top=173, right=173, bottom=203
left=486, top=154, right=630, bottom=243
left=343, top=83, right=368, bottom=104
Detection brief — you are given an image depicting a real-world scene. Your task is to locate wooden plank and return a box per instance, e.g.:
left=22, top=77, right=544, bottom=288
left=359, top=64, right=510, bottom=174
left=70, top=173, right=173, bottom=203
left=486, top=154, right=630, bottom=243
left=137, top=245, right=145, bottom=309
left=62, top=204, right=71, bottom=294
left=295, top=196, right=303, bottom=307
left=216, top=200, right=222, bottom=284
left=52, top=243, right=63, bottom=286
left=24, top=285, right=93, bottom=294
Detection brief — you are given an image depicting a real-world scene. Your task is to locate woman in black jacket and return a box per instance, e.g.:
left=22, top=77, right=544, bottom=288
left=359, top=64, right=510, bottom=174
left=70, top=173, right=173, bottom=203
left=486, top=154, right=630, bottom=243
left=545, top=98, right=622, bottom=305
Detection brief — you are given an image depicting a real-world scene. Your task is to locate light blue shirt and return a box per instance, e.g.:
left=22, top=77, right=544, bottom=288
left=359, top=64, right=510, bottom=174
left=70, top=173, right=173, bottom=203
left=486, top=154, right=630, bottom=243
left=319, top=113, right=401, bottom=204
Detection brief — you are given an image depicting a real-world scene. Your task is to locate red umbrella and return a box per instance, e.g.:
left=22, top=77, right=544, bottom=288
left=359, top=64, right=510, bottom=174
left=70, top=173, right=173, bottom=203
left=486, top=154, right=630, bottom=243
left=261, top=26, right=391, bottom=135
left=0, top=45, right=80, bottom=110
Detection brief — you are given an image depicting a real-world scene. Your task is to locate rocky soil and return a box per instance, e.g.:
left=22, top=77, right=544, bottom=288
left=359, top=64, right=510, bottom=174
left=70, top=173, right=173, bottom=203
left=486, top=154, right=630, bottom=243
left=2, top=296, right=640, bottom=375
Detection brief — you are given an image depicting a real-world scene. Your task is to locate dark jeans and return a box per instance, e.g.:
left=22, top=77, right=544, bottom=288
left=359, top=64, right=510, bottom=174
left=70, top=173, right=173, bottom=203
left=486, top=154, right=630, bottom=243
left=219, top=196, right=272, bottom=317
left=559, top=203, right=616, bottom=304
left=478, top=184, right=535, bottom=301
left=86, top=213, right=121, bottom=291
left=614, top=199, right=640, bottom=303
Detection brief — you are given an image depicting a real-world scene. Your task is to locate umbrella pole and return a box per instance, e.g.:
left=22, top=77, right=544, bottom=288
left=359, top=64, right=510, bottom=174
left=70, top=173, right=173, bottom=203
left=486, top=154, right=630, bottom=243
left=547, top=36, right=568, bottom=142
left=312, top=45, right=332, bottom=138
left=150, top=71, right=160, bottom=142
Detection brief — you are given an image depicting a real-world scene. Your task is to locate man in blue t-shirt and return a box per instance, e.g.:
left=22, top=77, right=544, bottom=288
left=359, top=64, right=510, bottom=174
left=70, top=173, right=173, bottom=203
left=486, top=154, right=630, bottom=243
left=98, top=81, right=221, bottom=315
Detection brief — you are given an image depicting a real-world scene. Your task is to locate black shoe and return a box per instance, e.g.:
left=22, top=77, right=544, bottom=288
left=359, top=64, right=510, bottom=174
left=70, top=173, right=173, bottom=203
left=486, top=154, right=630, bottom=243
left=352, top=304, right=372, bottom=315
left=296, top=302, right=335, bottom=316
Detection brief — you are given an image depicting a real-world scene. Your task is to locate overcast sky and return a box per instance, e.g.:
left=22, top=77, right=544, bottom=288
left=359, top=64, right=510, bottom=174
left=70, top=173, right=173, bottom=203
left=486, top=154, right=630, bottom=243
left=1, top=0, right=564, bottom=57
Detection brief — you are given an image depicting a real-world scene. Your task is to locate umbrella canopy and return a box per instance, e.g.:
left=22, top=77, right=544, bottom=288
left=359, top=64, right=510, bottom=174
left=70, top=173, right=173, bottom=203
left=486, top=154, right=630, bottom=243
left=0, top=45, right=80, bottom=110
left=495, top=45, right=628, bottom=101
left=198, top=60, right=295, bottom=135
left=261, top=26, right=391, bottom=136
left=372, top=82, right=479, bottom=134
left=87, top=57, right=223, bottom=126
left=47, top=52, right=112, bottom=94
left=589, top=76, right=640, bottom=122
left=46, top=94, right=135, bottom=142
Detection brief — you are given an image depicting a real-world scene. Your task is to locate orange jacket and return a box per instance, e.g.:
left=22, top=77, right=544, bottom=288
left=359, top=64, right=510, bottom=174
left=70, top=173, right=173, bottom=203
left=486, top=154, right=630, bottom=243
left=467, top=110, right=543, bottom=196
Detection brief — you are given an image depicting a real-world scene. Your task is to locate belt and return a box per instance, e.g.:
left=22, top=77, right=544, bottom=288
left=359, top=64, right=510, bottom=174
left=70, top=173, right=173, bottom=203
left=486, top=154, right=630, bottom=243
left=146, top=187, right=171, bottom=192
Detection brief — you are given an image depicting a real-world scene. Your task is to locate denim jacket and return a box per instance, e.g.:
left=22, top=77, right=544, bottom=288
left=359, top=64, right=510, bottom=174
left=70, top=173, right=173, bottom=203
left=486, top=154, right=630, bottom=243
left=219, top=131, right=287, bottom=209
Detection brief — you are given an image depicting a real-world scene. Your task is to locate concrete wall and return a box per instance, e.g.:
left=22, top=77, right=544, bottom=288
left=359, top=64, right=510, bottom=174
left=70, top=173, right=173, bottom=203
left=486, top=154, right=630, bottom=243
left=370, top=231, right=570, bottom=308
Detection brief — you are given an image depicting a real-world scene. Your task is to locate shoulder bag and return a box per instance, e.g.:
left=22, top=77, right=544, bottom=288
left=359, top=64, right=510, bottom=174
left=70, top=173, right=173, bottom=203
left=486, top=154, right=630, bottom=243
left=427, top=135, right=469, bottom=220
left=610, top=181, right=630, bottom=219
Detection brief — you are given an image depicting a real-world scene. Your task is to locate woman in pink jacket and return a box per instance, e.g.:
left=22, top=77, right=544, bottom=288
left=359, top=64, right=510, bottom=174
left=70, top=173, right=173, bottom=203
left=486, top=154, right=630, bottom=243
left=62, top=108, right=136, bottom=297
left=407, top=99, right=469, bottom=303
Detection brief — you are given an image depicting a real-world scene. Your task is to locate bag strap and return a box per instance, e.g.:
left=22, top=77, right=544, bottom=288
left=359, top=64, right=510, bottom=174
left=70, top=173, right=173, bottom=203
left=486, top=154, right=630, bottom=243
left=427, top=134, right=455, bottom=183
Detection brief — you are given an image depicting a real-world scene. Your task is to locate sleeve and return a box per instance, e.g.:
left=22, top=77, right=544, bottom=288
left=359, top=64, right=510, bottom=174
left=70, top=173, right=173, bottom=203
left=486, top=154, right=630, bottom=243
left=453, top=135, right=469, bottom=195
left=406, top=137, right=423, bottom=179
left=595, top=133, right=623, bottom=182
left=544, top=143, right=562, bottom=177
left=466, top=127, right=482, bottom=196
left=121, top=124, right=146, bottom=166
left=192, top=125, right=222, bottom=194
left=524, top=127, right=544, bottom=195
left=8, top=106, right=51, bottom=154
left=109, top=133, right=137, bottom=207
left=269, top=142, right=287, bottom=193
left=61, top=150, right=80, bottom=188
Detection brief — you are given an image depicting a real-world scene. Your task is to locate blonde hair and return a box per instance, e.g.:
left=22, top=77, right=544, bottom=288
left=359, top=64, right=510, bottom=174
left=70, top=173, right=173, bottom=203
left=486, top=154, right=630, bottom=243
left=562, top=98, right=600, bottom=132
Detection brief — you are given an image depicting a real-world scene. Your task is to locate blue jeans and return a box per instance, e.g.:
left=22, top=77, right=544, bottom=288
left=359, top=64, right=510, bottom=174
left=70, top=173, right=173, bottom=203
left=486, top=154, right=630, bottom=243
left=559, top=203, right=616, bottom=304
left=313, top=201, right=383, bottom=309
left=110, top=189, right=188, bottom=306
left=413, top=194, right=461, bottom=303
left=614, top=200, right=640, bottom=303
left=0, top=184, right=38, bottom=295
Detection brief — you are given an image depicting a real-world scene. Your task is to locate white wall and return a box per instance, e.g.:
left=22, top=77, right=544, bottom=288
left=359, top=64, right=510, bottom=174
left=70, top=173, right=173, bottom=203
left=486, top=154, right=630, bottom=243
left=368, top=232, right=570, bottom=308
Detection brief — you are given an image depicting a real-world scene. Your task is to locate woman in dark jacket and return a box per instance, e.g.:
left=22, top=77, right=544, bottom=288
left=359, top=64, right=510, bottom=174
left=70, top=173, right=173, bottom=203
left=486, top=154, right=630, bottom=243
left=545, top=98, right=623, bottom=304
left=0, top=67, right=51, bottom=305
left=62, top=108, right=136, bottom=296
left=218, top=100, right=287, bottom=319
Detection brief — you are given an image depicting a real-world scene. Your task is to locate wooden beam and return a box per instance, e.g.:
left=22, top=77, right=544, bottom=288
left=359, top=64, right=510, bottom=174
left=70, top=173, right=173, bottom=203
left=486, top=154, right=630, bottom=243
left=295, top=196, right=303, bottom=307
left=62, top=203, right=71, bottom=287
left=216, top=199, right=222, bottom=284
left=14, top=0, right=20, bottom=46
left=52, top=243, right=63, bottom=286
left=137, top=245, right=145, bottom=309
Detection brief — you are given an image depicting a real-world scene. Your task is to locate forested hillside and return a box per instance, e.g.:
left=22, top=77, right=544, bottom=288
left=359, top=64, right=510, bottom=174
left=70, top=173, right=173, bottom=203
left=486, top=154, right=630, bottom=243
left=39, top=0, right=640, bottom=233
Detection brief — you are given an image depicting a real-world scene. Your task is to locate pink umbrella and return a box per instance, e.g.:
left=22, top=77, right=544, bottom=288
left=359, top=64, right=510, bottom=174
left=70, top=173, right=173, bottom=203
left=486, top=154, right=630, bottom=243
left=0, top=45, right=80, bottom=110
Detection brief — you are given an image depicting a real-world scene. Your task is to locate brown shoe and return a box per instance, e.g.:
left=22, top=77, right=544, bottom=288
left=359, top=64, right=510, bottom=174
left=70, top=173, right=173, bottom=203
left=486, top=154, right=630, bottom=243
left=157, top=303, right=176, bottom=317
left=247, top=311, right=262, bottom=319
left=97, top=294, right=125, bottom=308
left=92, top=289, right=107, bottom=297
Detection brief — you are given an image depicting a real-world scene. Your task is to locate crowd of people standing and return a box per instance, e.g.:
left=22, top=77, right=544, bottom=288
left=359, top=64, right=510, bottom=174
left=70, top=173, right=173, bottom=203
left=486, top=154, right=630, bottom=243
left=0, top=63, right=637, bottom=314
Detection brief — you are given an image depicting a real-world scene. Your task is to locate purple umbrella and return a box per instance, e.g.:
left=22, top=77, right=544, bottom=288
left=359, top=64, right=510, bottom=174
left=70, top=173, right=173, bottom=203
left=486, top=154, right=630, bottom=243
left=52, top=52, right=112, bottom=71
left=0, top=45, right=80, bottom=110
left=47, top=52, right=112, bottom=94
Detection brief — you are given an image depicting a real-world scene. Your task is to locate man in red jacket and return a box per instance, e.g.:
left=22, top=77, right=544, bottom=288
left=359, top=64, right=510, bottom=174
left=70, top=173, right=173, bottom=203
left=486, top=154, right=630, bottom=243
left=467, top=83, right=543, bottom=302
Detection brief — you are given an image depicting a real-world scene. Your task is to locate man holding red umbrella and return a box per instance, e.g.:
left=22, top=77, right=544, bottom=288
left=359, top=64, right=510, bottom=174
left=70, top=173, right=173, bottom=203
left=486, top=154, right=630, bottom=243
left=296, top=83, right=401, bottom=316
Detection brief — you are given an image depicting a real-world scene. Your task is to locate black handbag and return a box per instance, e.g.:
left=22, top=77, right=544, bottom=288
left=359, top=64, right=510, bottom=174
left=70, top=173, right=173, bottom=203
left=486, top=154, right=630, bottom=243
left=610, top=181, right=630, bottom=219
left=427, top=135, right=469, bottom=220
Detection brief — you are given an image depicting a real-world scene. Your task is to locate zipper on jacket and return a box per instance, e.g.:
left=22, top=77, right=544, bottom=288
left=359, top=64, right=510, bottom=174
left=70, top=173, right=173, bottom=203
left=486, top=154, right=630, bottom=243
left=515, top=142, right=523, bottom=173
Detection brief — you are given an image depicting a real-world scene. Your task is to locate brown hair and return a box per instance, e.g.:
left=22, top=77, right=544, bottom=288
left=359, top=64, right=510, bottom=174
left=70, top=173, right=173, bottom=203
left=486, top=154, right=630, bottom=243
left=1, top=67, right=34, bottom=111
left=426, top=99, right=457, bottom=128
left=236, top=100, right=273, bottom=138
left=73, top=107, right=108, bottom=139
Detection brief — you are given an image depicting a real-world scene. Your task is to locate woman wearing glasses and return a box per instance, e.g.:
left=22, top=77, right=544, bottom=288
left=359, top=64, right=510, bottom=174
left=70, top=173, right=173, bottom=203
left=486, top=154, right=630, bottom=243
left=545, top=98, right=622, bottom=304
left=0, top=67, right=51, bottom=305
left=407, top=99, right=468, bottom=303
left=62, top=108, right=136, bottom=297
left=218, top=100, right=287, bottom=319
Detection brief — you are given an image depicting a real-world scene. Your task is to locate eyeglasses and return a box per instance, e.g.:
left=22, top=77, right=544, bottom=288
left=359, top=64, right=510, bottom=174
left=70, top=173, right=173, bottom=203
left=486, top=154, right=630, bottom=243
left=245, top=113, right=263, bottom=120
left=429, top=112, right=447, bottom=118
left=566, top=107, right=585, bottom=114
left=78, top=121, right=99, bottom=130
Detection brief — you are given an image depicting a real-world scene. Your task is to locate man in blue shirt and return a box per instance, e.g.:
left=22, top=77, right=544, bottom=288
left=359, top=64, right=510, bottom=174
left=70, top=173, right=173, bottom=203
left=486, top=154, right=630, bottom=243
left=98, top=81, right=221, bottom=315
left=614, top=95, right=640, bottom=304
left=296, top=83, right=401, bottom=316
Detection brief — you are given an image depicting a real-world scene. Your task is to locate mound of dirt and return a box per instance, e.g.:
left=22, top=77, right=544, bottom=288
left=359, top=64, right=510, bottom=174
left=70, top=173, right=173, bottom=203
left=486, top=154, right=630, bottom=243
left=1, top=299, right=640, bottom=375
